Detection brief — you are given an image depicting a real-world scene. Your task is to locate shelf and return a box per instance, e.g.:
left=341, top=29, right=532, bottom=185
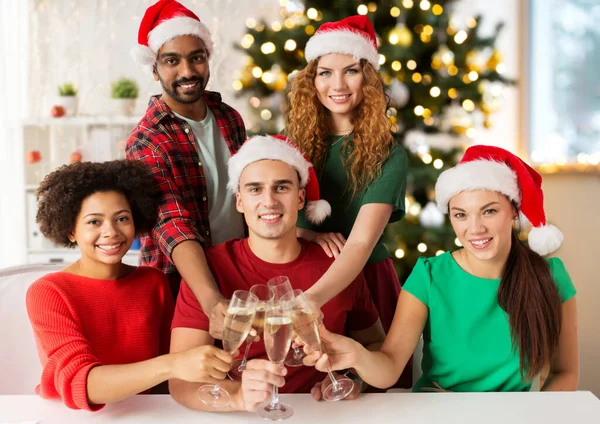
left=22, top=116, right=142, bottom=127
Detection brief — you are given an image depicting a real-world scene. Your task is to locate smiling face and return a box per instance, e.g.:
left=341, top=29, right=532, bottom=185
left=449, top=189, right=517, bottom=264
left=236, top=160, right=305, bottom=242
left=68, top=191, right=135, bottom=269
left=153, top=34, right=210, bottom=106
left=314, top=53, right=365, bottom=127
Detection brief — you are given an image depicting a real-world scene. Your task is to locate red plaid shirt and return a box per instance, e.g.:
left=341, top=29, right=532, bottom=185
left=126, top=92, right=246, bottom=280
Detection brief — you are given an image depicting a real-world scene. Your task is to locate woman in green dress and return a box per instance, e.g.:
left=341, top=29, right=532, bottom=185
left=301, top=145, right=579, bottom=392
left=286, top=16, right=408, bottom=368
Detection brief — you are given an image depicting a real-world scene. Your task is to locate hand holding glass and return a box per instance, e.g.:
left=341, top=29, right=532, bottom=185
left=229, top=284, right=273, bottom=381
left=197, top=290, right=258, bottom=407
left=256, top=294, right=295, bottom=420
left=293, top=290, right=354, bottom=401
left=267, top=276, right=305, bottom=367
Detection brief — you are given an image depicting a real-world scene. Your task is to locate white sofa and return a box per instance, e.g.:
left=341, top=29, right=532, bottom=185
left=0, top=263, right=65, bottom=394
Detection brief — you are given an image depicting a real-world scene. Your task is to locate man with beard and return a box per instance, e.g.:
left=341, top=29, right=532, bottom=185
left=127, top=0, right=246, bottom=328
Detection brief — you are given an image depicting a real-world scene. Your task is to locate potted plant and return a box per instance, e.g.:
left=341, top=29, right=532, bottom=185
left=57, top=82, right=78, bottom=116
left=111, top=78, right=139, bottom=116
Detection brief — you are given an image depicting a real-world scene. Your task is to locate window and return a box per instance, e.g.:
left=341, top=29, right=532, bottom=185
left=528, top=0, right=600, bottom=166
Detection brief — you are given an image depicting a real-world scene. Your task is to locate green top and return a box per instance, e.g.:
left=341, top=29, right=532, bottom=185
left=403, top=251, right=577, bottom=392
left=297, top=135, right=408, bottom=263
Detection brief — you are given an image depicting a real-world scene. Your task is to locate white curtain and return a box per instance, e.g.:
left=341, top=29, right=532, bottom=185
left=0, top=0, right=29, bottom=267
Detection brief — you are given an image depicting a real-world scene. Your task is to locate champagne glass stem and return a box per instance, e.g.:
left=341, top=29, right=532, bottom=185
left=293, top=346, right=302, bottom=359
left=238, top=341, right=253, bottom=371
left=321, top=343, right=340, bottom=390
left=270, top=383, right=280, bottom=408
left=325, top=367, right=340, bottom=390
left=210, top=384, right=222, bottom=398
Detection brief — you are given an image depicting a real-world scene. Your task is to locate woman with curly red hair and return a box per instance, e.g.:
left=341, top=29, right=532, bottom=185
left=287, top=16, right=408, bottom=357
left=26, top=160, right=235, bottom=411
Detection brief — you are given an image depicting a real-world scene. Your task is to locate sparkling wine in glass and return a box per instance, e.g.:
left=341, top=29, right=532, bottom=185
left=197, top=290, right=258, bottom=407
left=256, top=296, right=294, bottom=420
left=229, top=284, right=273, bottom=381
left=293, top=290, right=354, bottom=402
left=267, top=276, right=305, bottom=367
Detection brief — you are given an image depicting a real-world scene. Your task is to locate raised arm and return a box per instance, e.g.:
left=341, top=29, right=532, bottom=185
left=126, top=135, right=223, bottom=316
left=305, top=203, right=392, bottom=306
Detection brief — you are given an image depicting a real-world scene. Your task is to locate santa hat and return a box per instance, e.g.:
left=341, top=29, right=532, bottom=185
left=227, top=135, right=331, bottom=224
left=131, top=0, right=213, bottom=74
left=304, top=15, right=380, bottom=70
left=435, top=145, right=563, bottom=256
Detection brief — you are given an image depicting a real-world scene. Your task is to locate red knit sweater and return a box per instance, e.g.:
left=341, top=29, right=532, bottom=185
left=25, top=266, right=174, bottom=411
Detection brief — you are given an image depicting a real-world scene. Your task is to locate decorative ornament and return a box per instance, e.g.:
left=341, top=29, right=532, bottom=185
left=420, top=201, right=445, bottom=228
left=486, top=50, right=503, bottom=70
left=479, top=80, right=504, bottom=115
left=70, top=151, right=82, bottom=163
left=432, top=45, right=454, bottom=72
left=50, top=105, right=65, bottom=118
left=26, top=150, right=42, bottom=164
left=390, top=23, right=413, bottom=48
left=442, top=103, right=473, bottom=135
left=387, top=80, right=410, bottom=108
left=404, top=130, right=428, bottom=154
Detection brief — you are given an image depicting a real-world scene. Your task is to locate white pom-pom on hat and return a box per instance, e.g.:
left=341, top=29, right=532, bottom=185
left=228, top=135, right=331, bottom=224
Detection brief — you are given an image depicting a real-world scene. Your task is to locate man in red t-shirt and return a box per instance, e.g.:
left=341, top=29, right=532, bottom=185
left=169, top=135, right=385, bottom=413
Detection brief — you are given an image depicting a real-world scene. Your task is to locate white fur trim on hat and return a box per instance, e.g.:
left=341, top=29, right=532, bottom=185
left=435, top=160, right=520, bottom=213
left=528, top=224, right=563, bottom=256
left=130, top=44, right=157, bottom=75
left=304, top=30, right=380, bottom=70
left=227, top=136, right=310, bottom=193
left=148, top=16, right=214, bottom=55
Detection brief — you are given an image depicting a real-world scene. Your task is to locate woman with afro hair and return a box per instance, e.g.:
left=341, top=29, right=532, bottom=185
left=285, top=15, right=409, bottom=384
left=26, top=160, right=235, bottom=411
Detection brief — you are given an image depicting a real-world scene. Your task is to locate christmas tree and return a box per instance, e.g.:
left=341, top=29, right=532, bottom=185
left=233, top=0, right=513, bottom=281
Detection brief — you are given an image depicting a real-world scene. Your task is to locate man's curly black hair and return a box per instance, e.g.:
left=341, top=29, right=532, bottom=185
left=36, top=160, right=158, bottom=248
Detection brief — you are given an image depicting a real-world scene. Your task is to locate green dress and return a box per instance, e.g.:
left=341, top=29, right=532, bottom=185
left=403, top=251, right=577, bottom=392
left=297, top=134, right=408, bottom=264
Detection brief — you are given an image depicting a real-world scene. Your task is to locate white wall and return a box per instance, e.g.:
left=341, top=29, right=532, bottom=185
left=27, top=0, right=281, bottom=119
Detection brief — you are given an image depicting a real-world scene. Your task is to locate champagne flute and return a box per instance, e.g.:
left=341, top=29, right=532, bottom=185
left=197, top=290, right=258, bottom=407
left=256, top=294, right=294, bottom=420
left=267, top=276, right=305, bottom=367
left=292, top=290, right=355, bottom=402
left=228, top=284, right=273, bottom=381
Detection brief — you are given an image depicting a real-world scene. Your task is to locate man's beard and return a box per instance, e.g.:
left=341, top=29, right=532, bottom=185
left=158, top=72, right=209, bottom=105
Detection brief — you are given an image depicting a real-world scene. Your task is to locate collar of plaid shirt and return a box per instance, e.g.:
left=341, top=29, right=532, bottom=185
left=146, top=90, right=225, bottom=124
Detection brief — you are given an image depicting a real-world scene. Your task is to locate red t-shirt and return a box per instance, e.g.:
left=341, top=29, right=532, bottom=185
left=172, top=238, right=378, bottom=393
left=26, top=266, right=174, bottom=411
